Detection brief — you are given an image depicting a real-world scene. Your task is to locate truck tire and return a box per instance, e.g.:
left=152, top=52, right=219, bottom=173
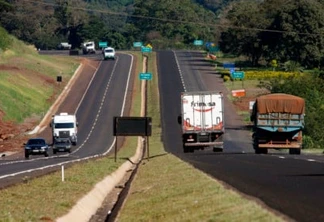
left=289, top=148, right=301, bottom=155
left=183, top=145, right=189, bottom=153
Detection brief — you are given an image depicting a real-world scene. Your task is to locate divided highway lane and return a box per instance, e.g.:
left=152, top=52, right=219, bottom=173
left=0, top=53, right=135, bottom=187
left=158, top=50, right=324, bottom=222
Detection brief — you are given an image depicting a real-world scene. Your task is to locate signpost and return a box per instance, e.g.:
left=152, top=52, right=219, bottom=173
left=139, top=72, right=152, bottom=80
left=194, top=40, right=204, bottom=46
left=99, top=41, right=107, bottom=49
left=141, top=46, right=152, bottom=53
left=133, top=42, right=143, bottom=47
left=231, top=71, right=245, bottom=80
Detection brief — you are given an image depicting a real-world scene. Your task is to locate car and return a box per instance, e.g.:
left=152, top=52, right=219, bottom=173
left=103, top=47, right=115, bottom=60
left=52, top=139, right=72, bottom=154
left=24, top=138, right=49, bottom=159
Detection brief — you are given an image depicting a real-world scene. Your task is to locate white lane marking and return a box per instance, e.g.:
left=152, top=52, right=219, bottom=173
left=278, top=156, right=285, bottom=159
left=307, top=159, right=316, bottom=162
left=173, top=51, right=186, bottom=92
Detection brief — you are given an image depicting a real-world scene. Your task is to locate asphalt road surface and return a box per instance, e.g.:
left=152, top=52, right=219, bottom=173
left=157, top=50, right=324, bottom=222
left=0, top=52, right=135, bottom=187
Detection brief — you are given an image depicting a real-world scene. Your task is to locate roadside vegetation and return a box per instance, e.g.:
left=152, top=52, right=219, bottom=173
left=0, top=28, right=80, bottom=123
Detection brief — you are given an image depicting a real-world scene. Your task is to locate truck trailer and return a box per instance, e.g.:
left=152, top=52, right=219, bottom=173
left=250, top=93, right=305, bottom=155
left=50, top=113, right=78, bottom=151
left=178, top=91, right=225, bottom=153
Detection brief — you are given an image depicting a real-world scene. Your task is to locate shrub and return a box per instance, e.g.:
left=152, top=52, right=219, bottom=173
left=0, top=26, right=12, bottom=51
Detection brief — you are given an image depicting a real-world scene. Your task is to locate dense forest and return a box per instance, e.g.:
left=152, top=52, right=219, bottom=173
left=1, top=0, right=324, bottom=69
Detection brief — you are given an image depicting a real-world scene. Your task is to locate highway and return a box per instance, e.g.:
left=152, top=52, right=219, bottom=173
left=158, top=50, right=324, bottom=222
left=0, top=53, right=135, bottom=187
left=1, top=50, right=324, bottom=222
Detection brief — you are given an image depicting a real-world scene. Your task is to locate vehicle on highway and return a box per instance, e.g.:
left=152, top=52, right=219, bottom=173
left=57, top=42, right=72, bottom=50
left=102, top=47, right=115, bottom=60
left=24, top=138, right=49, bottom=159
left=82, top=41, right=96, bottom=54
left=52, top=138, right=72, bottom=154
left=50, top=112, right=78, bottom=146
left=250, top=93, right=305, bottom=154
left=178, top=91, right=225, bottom=153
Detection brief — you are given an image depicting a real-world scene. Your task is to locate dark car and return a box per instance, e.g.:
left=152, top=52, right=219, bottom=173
left=24, top=138, right=49, bottom=159
left=53, top=139, right=72, bottom=154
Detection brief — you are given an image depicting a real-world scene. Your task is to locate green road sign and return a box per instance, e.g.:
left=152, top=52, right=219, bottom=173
left=194, top=40, right=203, bottom=46
left=133, top=42, right=143, bottom=47
left=139, top=72, right=152, bottom=80
left=141, top=46, right=152, bottom=53
left=231, top=71, right=245, bottom=80
left=99, top=42, right=108, bottom=48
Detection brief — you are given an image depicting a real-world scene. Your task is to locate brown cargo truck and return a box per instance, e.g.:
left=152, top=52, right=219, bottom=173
left=250, top=93, right=305, bottom=154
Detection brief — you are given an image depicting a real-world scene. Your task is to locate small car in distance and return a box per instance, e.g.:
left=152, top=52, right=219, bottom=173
left=24, top=138, right=49, bottom=159
left=103, top=47, right=115, bottom=60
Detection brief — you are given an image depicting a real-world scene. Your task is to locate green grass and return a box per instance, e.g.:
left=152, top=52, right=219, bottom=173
left=0, top=40, right=80, bottom=122
left=0, top=51, right=285, bottom=222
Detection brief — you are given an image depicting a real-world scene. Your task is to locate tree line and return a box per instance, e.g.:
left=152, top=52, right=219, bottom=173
left=0, top=0, right=223, bottom=50
left=1, top=0, right=324, bottom=69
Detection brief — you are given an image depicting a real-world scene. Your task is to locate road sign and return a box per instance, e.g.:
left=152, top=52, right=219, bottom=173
left=139, top=72, right=152, bottom=80
left=231, top=71, right=245, bottom=80
left=209, top=46, right=219, bottom=52
left=99, top=42, right=108, bottom=48
left=133, top=42, right=143, bottom=47
left=194, top=40, right=203, bottom=46
left=232, top=89, right=246, bottom=97
left=223, top=62, right=235, bottom=69
left=141, top=46, right=152, bottom=53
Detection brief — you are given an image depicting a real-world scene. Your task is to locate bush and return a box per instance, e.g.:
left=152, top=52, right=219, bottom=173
left=0, top=26, right=12, bottom=51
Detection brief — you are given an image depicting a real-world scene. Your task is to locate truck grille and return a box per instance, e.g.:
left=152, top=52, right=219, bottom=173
left=59, top=131, right=70, bottom=138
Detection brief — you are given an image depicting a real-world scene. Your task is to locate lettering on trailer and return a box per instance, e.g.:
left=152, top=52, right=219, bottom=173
left=191, top=101, right=216, bottom=112
left=191, top=101, right=216, bottom=107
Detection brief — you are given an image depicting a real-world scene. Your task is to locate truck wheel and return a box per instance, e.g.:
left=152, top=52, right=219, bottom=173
left=183, top=145, right=189, bottom=153
left=255, top=148, right=262, bottom=154
left=261, top=149, right=268, bottom=154
left=289, top=149, right=301, bottom=155
left=25, top=151, right=29, bottom=159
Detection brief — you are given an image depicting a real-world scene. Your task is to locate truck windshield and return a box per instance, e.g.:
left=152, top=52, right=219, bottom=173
left=54, top=123, right=74, bottom=128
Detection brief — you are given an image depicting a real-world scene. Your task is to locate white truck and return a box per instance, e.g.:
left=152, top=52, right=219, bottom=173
left=178, top=91, right=225, bottom=153
left=57, top=42, right=72, bottom=50
left=82, top=41, right=96, bottom=54
left=50, top=113, right=78, bottom=153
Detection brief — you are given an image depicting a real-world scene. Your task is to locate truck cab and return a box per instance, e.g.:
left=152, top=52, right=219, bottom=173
left=51, top=113, right=78, bottom=146
left=82, top=41, right=96, bottom=54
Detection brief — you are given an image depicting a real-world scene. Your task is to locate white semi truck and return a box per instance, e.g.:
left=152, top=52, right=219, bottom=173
left=50, top=113, right=78, bottom=153
left=178, top=91, right=225, bottom=153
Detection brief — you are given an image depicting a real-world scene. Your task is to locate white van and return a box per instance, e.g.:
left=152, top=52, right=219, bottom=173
left=103, top=47, right=115, bottom=60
